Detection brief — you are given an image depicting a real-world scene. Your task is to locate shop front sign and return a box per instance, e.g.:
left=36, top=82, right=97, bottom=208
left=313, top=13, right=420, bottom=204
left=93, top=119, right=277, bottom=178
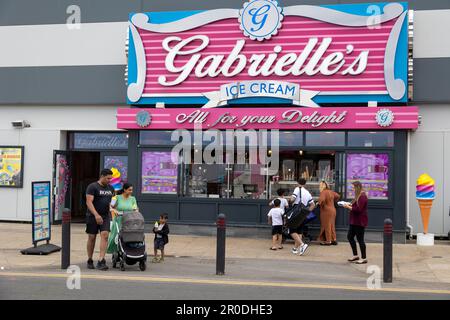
left=127, top=2, right=409, bottom=106
left=117, top=106, right=418, bottom=130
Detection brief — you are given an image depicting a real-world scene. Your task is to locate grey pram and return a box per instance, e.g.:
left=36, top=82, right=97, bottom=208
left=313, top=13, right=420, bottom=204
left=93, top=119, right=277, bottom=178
left=112, top=211, right=147, bottom=271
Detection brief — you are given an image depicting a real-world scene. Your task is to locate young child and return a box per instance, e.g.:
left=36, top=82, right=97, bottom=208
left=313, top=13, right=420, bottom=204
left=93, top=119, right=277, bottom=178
left=152, top=213, right=169, bottom=263
left=268, top=199, right=284, bottom=250
left=269, top=188, right=289, bottom=214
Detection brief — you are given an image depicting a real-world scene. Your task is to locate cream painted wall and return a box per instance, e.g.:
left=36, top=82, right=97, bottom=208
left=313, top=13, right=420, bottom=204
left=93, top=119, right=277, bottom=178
left=408, top=104, right=450, bottom=236
left=0, top=105, right=122, bottom=221
left=0, top=129, right=61, bottom=221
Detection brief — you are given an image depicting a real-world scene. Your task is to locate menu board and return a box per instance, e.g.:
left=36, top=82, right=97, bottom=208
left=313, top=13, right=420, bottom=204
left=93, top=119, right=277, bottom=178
left=32, top=181, right=51, bottom=243
left=346, top=153, right=389, bottom=200
left=0, top=146, right=24, bottom=187
left=141, top=151, right=178, bottom=194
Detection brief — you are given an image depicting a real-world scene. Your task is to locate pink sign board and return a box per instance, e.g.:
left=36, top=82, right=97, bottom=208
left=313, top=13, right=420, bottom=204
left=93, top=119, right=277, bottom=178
left=127, top=2, right=409, bottom=106
left=117, top=106, right=418, bottom=130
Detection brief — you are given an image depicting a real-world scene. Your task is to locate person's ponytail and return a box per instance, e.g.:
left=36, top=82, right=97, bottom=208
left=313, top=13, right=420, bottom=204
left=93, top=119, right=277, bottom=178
left=118, top=183, right=132, bottom=196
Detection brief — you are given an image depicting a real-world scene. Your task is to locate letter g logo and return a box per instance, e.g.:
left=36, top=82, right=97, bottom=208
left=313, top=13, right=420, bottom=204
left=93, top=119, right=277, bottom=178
left=239, top=0, right=283, bottom=41
left=249, top=5, right=270, bottom=32
left=375, top=109, right=394, bottom=127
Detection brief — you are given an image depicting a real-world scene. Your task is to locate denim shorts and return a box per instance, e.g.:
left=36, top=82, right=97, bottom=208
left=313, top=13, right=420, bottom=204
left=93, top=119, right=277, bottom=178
left=154, top=238, right=165, bottom=250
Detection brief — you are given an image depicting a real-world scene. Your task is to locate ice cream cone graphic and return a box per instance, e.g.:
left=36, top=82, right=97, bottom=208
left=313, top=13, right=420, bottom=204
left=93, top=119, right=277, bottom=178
left=416, top=174, right=435, bottom=234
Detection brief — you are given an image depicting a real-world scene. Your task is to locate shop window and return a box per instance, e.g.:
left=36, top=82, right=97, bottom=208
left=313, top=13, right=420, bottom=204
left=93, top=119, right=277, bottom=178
left=230, top=163, right=267, bottom=199
left=266, top=131, right=303, bottom=147
left=182, top=147, right=268, bottom=199
left=139, top=131, right=180, bottom=145
left=305, top=132, right=345, bottom=147
left=346, top=153, right=389, bottom=200
left=348, top=132, right=394, bottom=147
left=269, top=150, right=336, bottom=199
left=141, top=151, right=178, bottom=194
left=183, top=163, right=228, bottom=198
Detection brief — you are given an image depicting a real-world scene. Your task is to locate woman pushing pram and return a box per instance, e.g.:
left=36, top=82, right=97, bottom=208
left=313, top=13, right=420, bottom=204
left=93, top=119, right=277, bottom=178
left=107, top=183, right=147, bottom=271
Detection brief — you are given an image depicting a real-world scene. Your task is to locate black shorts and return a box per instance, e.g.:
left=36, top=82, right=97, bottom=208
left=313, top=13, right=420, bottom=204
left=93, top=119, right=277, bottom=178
left=272, top=225, right=283, bottom=235
left=154, top=238, right=165, bottom=250
left=289, top=224, right=305, bottom=235
left=85, top=214, right=110, bottom=235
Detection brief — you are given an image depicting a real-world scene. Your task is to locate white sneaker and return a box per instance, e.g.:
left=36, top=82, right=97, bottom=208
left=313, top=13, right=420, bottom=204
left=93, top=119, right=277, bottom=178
left=298, top=243, right=309, bottom=256
left=291, top=247, right=299, bottom=254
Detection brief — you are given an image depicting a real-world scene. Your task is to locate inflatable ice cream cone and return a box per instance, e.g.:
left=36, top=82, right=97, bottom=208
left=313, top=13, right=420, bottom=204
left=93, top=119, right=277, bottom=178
left=417, top=199, right=433, bottom=234
left=110, top=167, right=122, bottom=191
left=415, top=174, right=435, bottom=234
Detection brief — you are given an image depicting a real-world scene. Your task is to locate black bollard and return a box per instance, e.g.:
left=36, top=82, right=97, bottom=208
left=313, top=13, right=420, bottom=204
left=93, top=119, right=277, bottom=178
left=61, top=208, right=71, bottom=269
left=216, top=213, right=226, bottom=275
left=383, top=218, right=393, bottom=283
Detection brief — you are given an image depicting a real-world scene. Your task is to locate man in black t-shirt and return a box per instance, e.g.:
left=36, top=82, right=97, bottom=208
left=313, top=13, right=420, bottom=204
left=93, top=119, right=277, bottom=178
left=85, top=169, right=115, bottom=270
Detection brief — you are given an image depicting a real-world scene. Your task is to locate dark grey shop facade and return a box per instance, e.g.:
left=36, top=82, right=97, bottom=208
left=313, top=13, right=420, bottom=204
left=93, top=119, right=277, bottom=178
left=117, top=1, right=420, bottom=241
left=124, top=128, right=408, bottom=241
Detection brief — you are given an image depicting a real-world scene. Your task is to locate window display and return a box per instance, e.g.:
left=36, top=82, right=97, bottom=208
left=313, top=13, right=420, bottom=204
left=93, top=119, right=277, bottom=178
left=231, top=163, right=266, bottom=199
left=269, top=151, right=336, bottom=199
left=141, top=151, right=178, bottom=194
left=346, top=153, right=389, bottom=200
left=184, top=163, right=227, bottom=198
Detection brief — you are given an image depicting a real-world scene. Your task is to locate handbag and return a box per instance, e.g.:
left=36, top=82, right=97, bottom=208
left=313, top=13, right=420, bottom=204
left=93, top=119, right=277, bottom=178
left=284, top=187, right=311, bottom=229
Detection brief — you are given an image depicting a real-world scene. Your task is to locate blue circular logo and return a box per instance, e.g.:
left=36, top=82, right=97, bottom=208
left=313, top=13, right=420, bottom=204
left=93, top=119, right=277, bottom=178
left=136, top=110, right=151, bottom=128
left=376, top=109, right=395, bottom=127
left=239, top=0, right=283, bottom=41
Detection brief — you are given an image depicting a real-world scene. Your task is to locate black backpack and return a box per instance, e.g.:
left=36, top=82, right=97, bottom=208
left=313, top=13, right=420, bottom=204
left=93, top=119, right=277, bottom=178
left=284, top=187, right=311, bottom=229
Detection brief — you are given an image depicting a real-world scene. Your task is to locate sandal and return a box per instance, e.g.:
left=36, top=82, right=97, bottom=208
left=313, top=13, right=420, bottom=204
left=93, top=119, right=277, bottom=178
left=347, top=257, right=359, bottom=262
left=278, top=246, right=283, bottom=250
left=270, top=247, right=278, bottom=250
left=320, top=242, right=332, bottom=246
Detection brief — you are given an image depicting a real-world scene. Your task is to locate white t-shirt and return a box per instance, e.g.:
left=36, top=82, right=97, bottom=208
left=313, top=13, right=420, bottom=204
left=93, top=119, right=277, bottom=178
left=292, top=186, right=313, bottom=206
left=267, top=207, right=284, bottom=226
left=270, top=197, right=289, bottom=213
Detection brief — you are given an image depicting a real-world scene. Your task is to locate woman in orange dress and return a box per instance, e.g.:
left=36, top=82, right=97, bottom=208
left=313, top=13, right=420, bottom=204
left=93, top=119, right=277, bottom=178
left=318, top=181, right=340, bottom=245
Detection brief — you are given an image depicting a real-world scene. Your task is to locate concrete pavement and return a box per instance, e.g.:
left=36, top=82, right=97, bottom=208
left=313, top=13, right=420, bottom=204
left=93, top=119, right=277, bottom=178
left=0, top=222, right=450, bottom=296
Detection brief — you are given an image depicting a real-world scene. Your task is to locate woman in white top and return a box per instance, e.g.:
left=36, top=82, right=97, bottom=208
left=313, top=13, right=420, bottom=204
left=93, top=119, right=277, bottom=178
left=288, top=178, right=315, bottom=256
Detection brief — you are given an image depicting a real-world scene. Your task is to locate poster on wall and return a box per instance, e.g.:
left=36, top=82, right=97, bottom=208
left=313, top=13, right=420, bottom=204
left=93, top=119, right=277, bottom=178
left=0, top=146, right=24, bottom=188
left=104, top=155, right=128, bottom=191
left=141, top=151, right=178, bottom=194
left=32, top=181, right=51, bottom=243
left=346, top=153, right=389, bottom=200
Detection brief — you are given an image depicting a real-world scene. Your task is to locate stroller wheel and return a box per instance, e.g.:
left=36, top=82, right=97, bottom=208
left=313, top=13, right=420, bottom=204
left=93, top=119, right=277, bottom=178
left=139, top=261, right=146, bottom=271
